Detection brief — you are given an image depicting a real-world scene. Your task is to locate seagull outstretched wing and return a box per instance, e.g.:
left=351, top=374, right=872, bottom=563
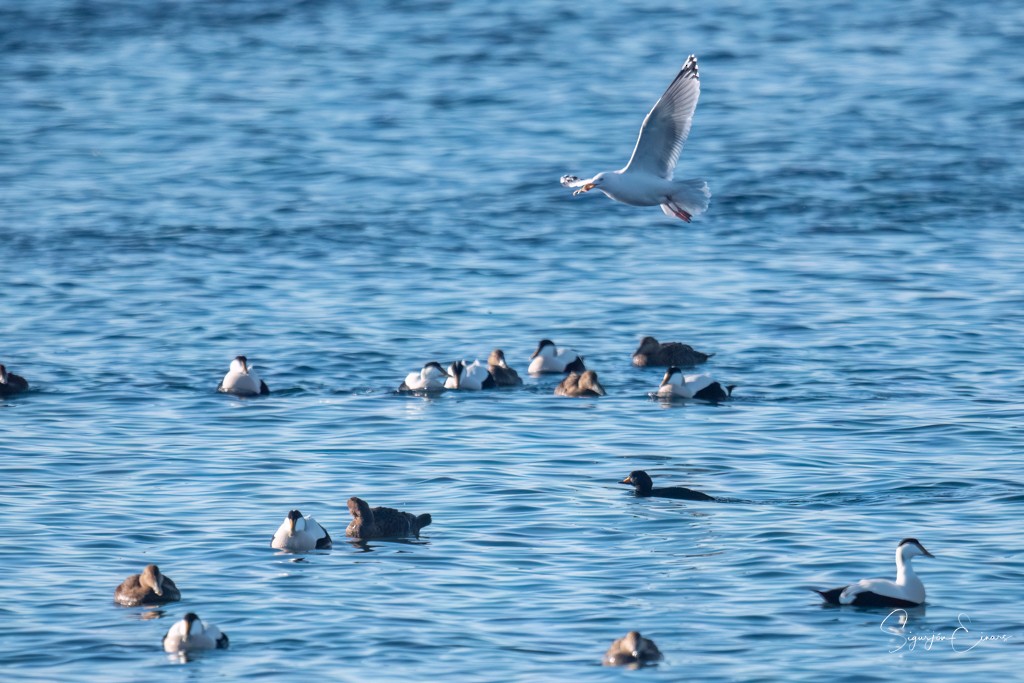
left=623, top=54, right=700, bottom=179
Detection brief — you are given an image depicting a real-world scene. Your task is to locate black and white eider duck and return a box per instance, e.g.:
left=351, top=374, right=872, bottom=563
left=527, top=339, right=586, bottom=375
left=632, top=336, right=713, bottom=367
left=163, top=612, right=229, bottom=653
left=620, top=470, right=715, bottom=501
left=114, top=564, right=181, bottom=607
left=555, top=370, right=606, bottom=397
left=345, top=496, right=432, bottom=539
left=814, top=538, right=935, bottom=608
left=487, top=349, right=523, bottom=387
left=603, top=631, right=663, bottom=668
left=656, top=366, right=734, bottom=401
left=270, top=509, right=332, bottom=552
left=0, top=364, right=29, bottom=397
left=399, top=361, right=448, bottom=392
left=444, top=360, right=496, bottom=390
left=217, top=355, right=269, bottom=396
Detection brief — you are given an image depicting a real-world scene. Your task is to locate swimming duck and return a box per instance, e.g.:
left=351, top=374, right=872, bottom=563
left=632, top=336, right=712, bottom=367
left=814, top=538, right=935, bottom=607
left=656, top=366, right=734, bottom=401
left=0, top=364, right=29, bottom=397
left=114, top=564, right=181, bottom=607
left=271, top=509, right=332, bottom=551
left=345, top=496, right=432, bottom=539
left=487, top=349, right=523, bottom=387
left=620, top=470, right=715, bottom=501
left=603, top=631, right=662, bottom=668
left=528, top=339, right=586, bottom=375
left=163, top=612, right=229, bottom=653
left=555, top=370, right=606, bottom=397
left=399, top=361, right=448, bottom=392
left=444, top=360, right=496, bottom=390
left=217, top=355, right=269, bottom=396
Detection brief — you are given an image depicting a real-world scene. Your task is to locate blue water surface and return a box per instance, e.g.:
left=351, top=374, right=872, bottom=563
left=2, top=1, right=1024, bottom=680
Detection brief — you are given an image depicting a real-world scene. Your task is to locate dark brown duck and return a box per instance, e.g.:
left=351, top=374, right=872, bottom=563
left=346, top=496, right=432, bottom=539
left=632, top=336, right=712, bottom=367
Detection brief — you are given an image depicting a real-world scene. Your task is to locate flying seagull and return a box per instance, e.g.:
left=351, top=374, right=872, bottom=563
left=561, top=54, right=710, bottom=222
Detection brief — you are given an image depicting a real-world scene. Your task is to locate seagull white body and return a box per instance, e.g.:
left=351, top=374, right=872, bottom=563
left=219, top=356, right=268, bottom=396
left=163, top=613, right=228, bottom=653
left=561, top=54, right=710, bottom=222
left=271, top=509, right=332, bottom=552
left=399, top=361, right=448, bottom=392
left=528, top=340, right=585, bottom=374
left=815, top=538, right=935, bottom=608
left=444, top=360, right=495, bottom=390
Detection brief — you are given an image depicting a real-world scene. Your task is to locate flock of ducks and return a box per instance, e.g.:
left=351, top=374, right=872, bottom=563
left=3, top=51, right=941, bottom=670
left=110, top=495, right=432, bottom=655
left=4, top=332, right=935, bottom=664
left=397, top=337, right=734, bottom=401
left=0, top=336, right=737, bottom=402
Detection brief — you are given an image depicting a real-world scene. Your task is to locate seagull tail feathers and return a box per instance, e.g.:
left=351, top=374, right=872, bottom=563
left=661, top=179, right=711, bottom=222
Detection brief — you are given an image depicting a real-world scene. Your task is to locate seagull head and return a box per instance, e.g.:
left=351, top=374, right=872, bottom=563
left=574, top=172, right=607, bottom=195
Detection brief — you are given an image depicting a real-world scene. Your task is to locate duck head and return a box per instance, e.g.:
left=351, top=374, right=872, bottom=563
left=229, top=356, right=249, bottom=375
left=347, top=497, right=372, bottom=520
left=636, top=336, right=660, bottom=355
left=531, top=340, right=558, bottom=360
left=447, top=360, right=466, bottom=389
left=660, top=366, right=683, bottom=387
left=422, top=361, right=446, bottom=379
left=579, top=370, right=606, bottom=396
left=897, top=538, right=935, bottom=561
left=286, top=509, right=304, bottom=534
left=141, top=564, right=165, bottom=596
left=182, top=612, right=200, bottom=642
left=621, top=470, right=654, bottom=494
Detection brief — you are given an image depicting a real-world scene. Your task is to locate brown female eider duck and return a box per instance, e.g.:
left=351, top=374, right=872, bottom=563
left=114, top=564, right=181, bottom=607
left=632, top=336, right=712, bottom=367
left=603, top=631, right=662, bottom=668
left=346, top=496, right=432, bottom=539
left=555, top=370, right=606, bottom=397
left=487, top=349, right=523, bottom=387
